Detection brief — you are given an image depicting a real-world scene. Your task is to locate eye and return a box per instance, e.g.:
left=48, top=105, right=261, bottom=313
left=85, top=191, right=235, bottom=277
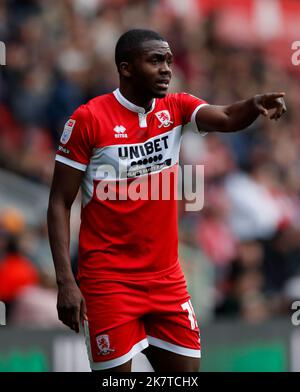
left=151, top=58, right=159, bottom=65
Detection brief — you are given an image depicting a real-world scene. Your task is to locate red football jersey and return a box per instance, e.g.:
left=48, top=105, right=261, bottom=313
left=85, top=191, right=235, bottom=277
left=56, top=89, right=208, bottom=281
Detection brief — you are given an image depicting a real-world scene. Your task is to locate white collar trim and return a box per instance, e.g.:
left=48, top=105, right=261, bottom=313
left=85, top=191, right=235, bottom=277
left=113, top=88, right=155, bottom=115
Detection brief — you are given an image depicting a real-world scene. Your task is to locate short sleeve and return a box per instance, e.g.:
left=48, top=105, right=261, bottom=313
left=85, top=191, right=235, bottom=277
left=55, top=105, right=94, bottom=171
left=176, top=93, right=209, bottom=136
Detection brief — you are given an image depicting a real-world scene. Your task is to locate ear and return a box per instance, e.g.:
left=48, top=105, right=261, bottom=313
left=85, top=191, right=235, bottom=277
left=119, top=62, right=132, bottom=78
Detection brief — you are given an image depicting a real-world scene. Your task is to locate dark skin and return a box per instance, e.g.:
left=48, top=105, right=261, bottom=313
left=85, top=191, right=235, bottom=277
left=47, top=39, right=286, bottom=372
left=48, top=163, right=87, bottom=333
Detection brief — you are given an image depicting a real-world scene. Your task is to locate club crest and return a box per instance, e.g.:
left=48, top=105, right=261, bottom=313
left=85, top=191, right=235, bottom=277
left=96, top=334, right=115, bottom=356
left=155, top=110, right=173, bottom=128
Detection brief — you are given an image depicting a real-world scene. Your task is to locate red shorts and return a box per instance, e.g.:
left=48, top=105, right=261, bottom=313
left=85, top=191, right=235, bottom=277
left=80, top=265, right=201, bottom=371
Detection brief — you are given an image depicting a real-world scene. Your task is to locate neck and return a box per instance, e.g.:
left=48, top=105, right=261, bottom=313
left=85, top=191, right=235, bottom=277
left=119, top=83, right=153, bottom=113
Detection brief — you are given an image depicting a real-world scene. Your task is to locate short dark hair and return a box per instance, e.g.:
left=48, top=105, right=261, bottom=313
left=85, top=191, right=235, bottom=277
left=115, top=29, right=166, bottom=72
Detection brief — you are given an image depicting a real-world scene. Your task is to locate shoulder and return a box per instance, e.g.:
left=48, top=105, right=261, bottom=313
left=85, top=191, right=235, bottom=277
left=157, top=93, right=206, bottom=111
left=165, top=92, right=199, bottom=99
left=85, top=92, right=116, bottom=114
left=71, top=92, right=115, bottom=125
left=159, top=92, right=185, bottom=103
left=159, top=92, right=203, bottom=105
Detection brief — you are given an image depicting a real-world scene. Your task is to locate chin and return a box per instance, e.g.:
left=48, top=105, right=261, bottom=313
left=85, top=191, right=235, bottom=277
left=152, top=89, right=168, bottom=98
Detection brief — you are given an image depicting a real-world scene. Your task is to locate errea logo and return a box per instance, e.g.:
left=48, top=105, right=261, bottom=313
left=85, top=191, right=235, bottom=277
left=114, top=125, right=128, bottom=138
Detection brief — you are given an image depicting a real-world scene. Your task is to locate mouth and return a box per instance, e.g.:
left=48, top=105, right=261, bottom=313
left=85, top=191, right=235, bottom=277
left=155, top=80, right=170, bottom=90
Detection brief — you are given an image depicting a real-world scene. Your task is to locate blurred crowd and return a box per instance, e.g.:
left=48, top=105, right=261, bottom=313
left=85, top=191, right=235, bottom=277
left=1, top=0, right=300, bottom=326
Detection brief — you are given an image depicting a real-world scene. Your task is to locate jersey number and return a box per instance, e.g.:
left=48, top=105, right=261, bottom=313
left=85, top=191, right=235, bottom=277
left=181, top=300, right=198, bottom=330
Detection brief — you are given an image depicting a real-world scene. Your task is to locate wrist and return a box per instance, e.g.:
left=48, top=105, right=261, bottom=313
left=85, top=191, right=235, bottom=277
left=250, top=95, right=261, bottom=114
left=56, top=276, right=76, bottom=287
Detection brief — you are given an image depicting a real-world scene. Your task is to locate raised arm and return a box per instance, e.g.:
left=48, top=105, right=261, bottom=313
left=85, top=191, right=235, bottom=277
left=47, top=162, right=87, bottom=333
left=196, top=92, right=286, bottom=133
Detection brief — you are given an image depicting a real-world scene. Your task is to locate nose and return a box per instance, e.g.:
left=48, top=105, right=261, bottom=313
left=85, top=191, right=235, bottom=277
left=159, top=61, right=172, bottom=75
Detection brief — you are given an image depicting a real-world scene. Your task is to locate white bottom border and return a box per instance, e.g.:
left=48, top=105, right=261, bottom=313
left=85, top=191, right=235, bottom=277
left=84, top=317, right=149, bottom=371
left=84, top=320, right=201, bottom=370
left=147, top=335, right=201, bottom=358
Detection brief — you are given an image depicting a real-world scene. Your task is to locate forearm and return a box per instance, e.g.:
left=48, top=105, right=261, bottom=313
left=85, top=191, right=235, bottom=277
left=196, top=92, right=286, bottom=134
left=47, top=199, right=75, bottom=286
left=222, top=97, right=260, bottom=132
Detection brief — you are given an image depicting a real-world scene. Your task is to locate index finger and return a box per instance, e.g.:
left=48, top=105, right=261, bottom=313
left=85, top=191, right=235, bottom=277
left=278, top=97, right=287, bottom=111
left=267, top=92, right=285, bottom=99
left=72, top=306, right=81, bottom=333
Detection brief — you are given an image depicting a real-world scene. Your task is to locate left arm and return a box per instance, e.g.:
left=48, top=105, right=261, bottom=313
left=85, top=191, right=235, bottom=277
left=196, top=92, right=286, bottom=133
